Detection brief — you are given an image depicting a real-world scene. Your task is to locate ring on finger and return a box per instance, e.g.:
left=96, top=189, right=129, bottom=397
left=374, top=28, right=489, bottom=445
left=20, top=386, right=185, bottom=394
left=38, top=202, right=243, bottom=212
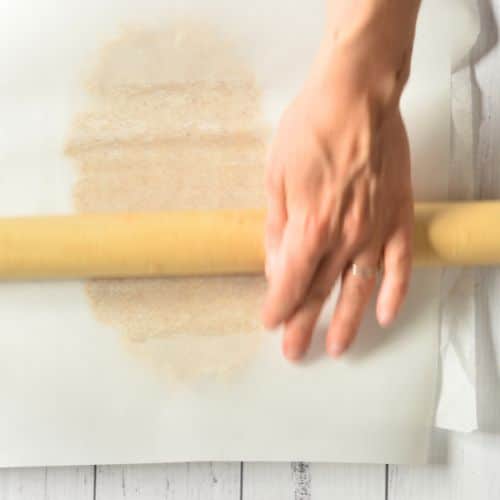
left=350, top=262, right=379, bottom=280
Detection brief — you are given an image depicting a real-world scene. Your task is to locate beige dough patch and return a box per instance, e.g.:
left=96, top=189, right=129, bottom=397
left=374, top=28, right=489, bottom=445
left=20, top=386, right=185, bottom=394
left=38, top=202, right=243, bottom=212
left=65, top=19, right=268, bottom=382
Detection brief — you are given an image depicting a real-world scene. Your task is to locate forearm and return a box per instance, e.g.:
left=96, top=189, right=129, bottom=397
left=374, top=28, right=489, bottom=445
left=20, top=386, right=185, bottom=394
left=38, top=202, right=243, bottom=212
left=313, top=0, right=422, bottom=110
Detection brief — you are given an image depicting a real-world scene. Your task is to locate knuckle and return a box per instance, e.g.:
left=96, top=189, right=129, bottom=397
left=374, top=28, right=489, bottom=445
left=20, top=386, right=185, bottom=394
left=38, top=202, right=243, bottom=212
left=343, top=213, right=369, bottom=247
left=393, top=242, right=413, bottom=269
left=309, top=283, right=332, bottom=303
left=350, top=275, right=372, bottom=298
left=303, top=212, right=331, bottom=252
left=351, top=224, right=367, bottom=246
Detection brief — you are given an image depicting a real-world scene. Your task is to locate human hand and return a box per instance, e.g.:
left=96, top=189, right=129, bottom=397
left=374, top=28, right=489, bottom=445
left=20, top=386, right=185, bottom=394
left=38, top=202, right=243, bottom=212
left=262, top=43, right=414, bottom=360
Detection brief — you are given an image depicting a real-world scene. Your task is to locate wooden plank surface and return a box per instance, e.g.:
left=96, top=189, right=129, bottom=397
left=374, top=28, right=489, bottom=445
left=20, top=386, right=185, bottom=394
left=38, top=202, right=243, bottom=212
left=389, top=432, right=500, bottom=500
left=95, top=463, right=241, bottom=500
left=0, top=467, right=94, bottom=500
left=242, top=463, right=385, bottom=500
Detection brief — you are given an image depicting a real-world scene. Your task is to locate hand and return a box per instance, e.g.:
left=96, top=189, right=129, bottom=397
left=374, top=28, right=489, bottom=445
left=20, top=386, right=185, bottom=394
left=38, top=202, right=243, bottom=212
left=262, top=48, right=414, bottom=361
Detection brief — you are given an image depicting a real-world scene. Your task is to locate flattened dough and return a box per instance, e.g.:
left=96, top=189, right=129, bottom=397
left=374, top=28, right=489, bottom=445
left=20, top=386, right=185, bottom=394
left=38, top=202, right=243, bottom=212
left=66, top=19, right=269, bottom=381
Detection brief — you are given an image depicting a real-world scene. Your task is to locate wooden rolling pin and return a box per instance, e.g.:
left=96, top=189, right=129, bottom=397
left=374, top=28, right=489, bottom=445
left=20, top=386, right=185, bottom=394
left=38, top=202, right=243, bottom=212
left=0, top=202, right=499, bottom=280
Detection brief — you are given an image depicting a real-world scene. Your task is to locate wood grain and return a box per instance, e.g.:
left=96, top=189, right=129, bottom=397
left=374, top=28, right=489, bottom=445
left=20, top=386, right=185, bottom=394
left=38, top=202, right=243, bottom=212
left=243, top=463, right=385, bottom=500
left=95, top=463, right=241, bottom=500
left=0, top=467, right=94, bottom=500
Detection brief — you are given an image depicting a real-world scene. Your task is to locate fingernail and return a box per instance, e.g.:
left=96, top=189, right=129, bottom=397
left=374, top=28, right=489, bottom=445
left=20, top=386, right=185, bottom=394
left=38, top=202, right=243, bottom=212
left=261, top=304, right=278, bottom=330
left=377, top=307, right=393, bottom=327
left=328, top=342, right=345, bottom=358
left=284, top=342, right=304, bottom=362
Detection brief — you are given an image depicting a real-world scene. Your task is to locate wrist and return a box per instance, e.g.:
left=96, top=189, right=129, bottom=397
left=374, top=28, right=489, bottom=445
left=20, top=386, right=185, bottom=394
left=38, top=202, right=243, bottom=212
left=311, top=44, right=400, bottom=108
left=315, top=1, right=420, bottom=111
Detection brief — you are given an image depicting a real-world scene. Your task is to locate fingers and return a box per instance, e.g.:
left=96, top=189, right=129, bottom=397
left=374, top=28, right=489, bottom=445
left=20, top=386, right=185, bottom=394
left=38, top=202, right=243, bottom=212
left=376, top=227, right=413, bottom=327
left=281, top=251, right=346, bottom=360
left=326, top=249, right=379, bottom=357
left=262, top=216, right=330, bottom=329
left=264, top=178, right=287, bottom=279
left=282, top=295, right=324, bottom=361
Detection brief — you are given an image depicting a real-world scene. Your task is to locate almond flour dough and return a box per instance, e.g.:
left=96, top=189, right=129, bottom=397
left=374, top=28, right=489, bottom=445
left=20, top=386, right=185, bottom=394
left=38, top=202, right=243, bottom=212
left=65, top=19, right=269, bottom=382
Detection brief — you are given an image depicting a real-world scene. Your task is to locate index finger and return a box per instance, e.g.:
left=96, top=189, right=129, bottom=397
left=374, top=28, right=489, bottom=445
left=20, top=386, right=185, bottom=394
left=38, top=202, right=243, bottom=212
left=264, top=179, right=287, bottom=279
left=262, top=215, right=329, bottom=329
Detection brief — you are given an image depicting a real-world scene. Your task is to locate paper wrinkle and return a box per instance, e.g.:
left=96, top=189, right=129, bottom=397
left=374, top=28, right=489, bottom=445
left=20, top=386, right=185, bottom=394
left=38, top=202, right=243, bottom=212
left=435, top=0, right=480, bottom=432
left=451, top=0, right=481, bottom=71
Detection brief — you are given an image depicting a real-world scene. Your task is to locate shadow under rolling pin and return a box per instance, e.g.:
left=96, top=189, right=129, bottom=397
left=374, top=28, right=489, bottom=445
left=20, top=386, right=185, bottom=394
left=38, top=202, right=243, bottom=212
left=0, top=202, right=499, bottom=280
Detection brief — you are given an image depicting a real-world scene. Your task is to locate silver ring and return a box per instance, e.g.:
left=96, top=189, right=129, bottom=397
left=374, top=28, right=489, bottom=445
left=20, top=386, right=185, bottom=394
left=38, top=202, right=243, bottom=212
left=351, top=263, right=378, bottom=279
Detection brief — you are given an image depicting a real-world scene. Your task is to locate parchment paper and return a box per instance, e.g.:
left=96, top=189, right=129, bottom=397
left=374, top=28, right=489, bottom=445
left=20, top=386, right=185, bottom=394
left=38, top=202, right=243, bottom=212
left=0, top=0, right=468, bottom=465
left=435, top=0, right=480, bottom=432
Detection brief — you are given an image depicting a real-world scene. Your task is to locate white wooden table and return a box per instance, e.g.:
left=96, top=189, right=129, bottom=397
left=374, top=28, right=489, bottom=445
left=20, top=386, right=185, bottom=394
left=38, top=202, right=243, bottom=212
left=1, top=1, right=499, bottom=498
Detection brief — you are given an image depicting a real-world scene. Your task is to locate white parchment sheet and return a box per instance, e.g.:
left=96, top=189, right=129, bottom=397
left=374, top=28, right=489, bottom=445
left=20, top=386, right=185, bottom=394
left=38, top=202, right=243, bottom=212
left=0, top=0, right=474, bottom=465
left=435, top=0, right=480, bottom=432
